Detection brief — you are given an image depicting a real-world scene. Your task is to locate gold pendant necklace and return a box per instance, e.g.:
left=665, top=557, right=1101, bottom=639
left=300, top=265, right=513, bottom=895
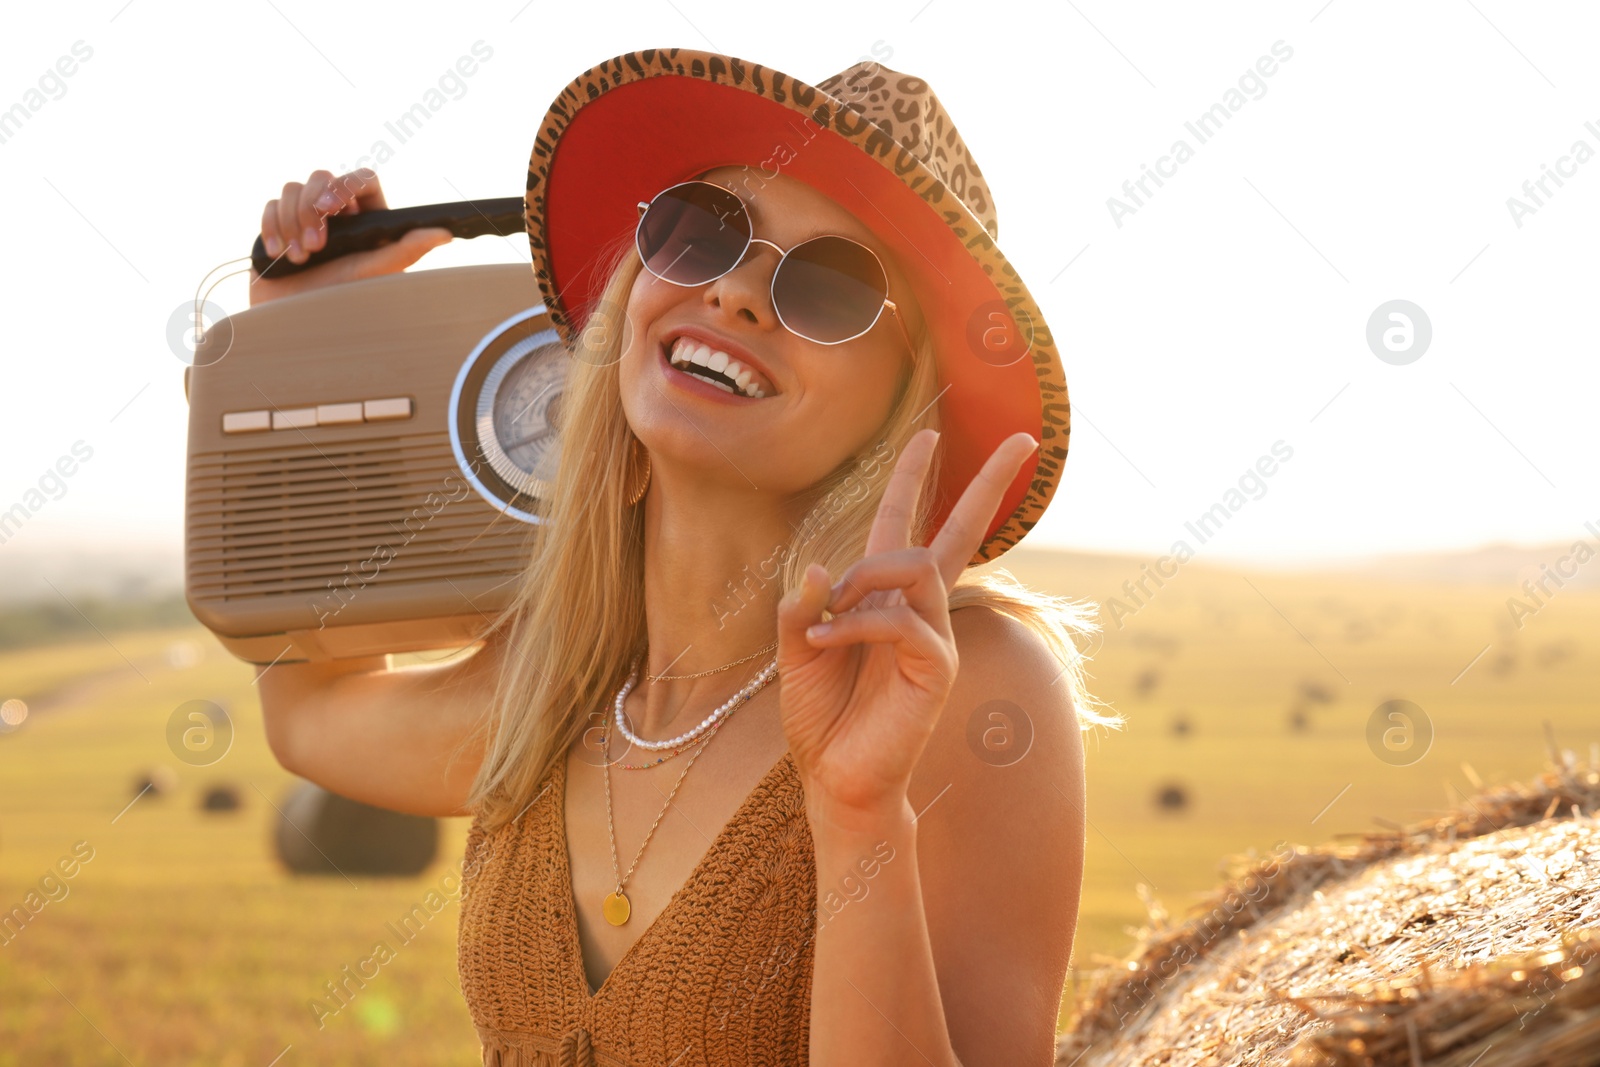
left=598, top=661, right=780, bottom=925
left=599, top=722, right=715, bottom=925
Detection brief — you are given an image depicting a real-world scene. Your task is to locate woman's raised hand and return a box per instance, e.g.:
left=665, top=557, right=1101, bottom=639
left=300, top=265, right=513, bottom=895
left=775, top=428, right=1040, bottom=830
left=249, top=168, right=452, bottom=306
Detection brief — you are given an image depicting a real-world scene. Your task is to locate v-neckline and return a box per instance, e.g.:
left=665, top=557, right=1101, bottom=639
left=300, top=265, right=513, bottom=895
left=555, top=744, right=797, bottom=1003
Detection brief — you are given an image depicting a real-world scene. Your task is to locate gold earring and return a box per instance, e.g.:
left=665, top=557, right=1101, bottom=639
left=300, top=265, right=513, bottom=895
left=626, top=437, right=651, bottom=506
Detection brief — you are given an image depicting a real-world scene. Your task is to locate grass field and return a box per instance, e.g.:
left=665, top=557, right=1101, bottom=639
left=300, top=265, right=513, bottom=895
left=1, top=547, right=1595, bottom=1063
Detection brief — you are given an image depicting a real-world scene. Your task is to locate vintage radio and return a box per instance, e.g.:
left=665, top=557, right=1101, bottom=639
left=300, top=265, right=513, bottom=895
left=184, top=202, right=567, bottom=664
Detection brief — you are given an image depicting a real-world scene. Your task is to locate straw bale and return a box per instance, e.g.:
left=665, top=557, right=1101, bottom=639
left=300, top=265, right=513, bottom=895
left=1058, top=758, right=1600, bottom=1067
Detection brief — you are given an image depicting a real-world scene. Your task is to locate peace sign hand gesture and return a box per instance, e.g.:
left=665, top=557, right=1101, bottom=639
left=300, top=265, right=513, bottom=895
left=776, top=428, right=1040, bottom=830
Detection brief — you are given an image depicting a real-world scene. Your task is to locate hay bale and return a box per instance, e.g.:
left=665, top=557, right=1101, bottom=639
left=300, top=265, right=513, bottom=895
left=1537, top=641, right=1575, bottom=668
left=200, top=783, right=241, bottom=813
left=131, top=766, right=178, bottom=799
left=272, top=780, right=438, bottom=876
left=1299, top=679, right=1336, bottom=706
left=1154, top=782, right=1190, bottom=813
left=1059, top=758, right=1600, bottom=1067
left=1131, top=632, right=1182, bottom=658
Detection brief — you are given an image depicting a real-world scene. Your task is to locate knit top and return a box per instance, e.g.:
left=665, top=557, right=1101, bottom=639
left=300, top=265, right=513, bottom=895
left=456, top=747, right=818, bottom=1067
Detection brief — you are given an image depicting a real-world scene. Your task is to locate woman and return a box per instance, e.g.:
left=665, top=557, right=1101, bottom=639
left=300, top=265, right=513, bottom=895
left=254, top=48, right=1113, bottom=1067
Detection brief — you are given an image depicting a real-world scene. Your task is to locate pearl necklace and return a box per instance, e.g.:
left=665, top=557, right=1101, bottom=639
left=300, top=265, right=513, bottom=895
left=611, top=653, right=779, bottom=751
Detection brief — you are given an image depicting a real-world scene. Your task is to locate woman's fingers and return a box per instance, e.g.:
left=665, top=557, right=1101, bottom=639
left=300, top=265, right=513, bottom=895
left=804, top=602, right=947, bottom=664
left=260, top=169, right=388, bottom=265
left=862, top=428, right=939, bottom=558
left=826, top=546, right=947, bottom=619
left=340, top=227, right=453, bottom=280
left=305, top=168, right=387, bottom=251
left=776, top=563, right=834, bottom=663
left=297, top=170, right=342, bottom=255
left=332, top=167, right=387, bottom=212
left=929, top=431, right=1038, bottom=586
left=267, top=181, right=302, bottom=261
left=260, top=194, right=287, bottom=260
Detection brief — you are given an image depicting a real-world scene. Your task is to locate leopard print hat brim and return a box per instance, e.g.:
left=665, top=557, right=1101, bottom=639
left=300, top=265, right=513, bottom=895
left=525, top=47, right=1069, bottom=566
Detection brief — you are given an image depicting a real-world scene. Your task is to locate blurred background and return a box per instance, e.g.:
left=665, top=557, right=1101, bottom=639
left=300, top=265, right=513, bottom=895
left=3, top=1, right=1598, bottom=1063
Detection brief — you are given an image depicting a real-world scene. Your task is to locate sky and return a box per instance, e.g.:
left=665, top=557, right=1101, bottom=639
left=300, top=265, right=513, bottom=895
left=1, top=0, right=1597, bottom=571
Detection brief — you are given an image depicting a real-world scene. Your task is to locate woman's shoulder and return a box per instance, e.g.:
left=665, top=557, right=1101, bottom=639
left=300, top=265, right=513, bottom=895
left=949, top=600, right=1066, bottom=680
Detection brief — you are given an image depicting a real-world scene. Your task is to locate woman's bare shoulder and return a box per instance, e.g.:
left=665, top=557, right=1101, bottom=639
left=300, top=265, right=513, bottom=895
left=950, top=602, right=1079, bottom=701
left=914, top=603, right=1085, bottom=801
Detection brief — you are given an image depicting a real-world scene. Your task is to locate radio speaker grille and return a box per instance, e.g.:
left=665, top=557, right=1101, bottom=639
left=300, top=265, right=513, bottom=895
left=187, top=432, right=530, bottom=600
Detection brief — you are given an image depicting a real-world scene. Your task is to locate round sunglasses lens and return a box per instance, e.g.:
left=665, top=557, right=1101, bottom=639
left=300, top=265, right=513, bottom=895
left=636, top=183, right=750, bottom=286
left=772, top=236, right=889, bottom=344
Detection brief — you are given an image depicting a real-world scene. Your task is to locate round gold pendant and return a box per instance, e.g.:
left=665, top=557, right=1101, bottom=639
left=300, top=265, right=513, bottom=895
left=602, top=890, right=631, bottom=926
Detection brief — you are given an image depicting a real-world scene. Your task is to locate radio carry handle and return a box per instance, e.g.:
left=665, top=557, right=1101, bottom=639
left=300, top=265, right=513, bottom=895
left=249, top=197, right=525, bottom=279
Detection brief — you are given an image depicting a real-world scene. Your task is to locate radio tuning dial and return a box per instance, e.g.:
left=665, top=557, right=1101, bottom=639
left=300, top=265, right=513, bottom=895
left=449, top=308, right=568, bottom=523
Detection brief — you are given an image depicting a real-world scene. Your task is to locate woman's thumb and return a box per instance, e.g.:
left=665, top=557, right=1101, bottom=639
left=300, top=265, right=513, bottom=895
left=347, top=227, right=453, bottom=280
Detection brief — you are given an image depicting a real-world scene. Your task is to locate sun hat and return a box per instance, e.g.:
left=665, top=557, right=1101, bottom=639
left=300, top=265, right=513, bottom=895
left=522, top=47, right=1070, bottom=565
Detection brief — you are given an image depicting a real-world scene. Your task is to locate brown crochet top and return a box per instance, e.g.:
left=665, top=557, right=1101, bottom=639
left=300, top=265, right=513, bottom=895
left=456, top=747, right=818, bottom=1067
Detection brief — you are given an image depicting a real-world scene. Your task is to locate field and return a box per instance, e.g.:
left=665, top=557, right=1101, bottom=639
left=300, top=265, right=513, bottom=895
left=1, top=547, right=1596, bottom=1063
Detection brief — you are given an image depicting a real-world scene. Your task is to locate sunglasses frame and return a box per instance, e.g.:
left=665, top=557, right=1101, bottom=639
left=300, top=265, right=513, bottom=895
left=635, top=180, right=916, bottom=353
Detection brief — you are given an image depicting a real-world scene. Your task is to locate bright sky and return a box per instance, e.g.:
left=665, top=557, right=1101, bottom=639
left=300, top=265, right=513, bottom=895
left=2, top=1, right=1596, bottom=569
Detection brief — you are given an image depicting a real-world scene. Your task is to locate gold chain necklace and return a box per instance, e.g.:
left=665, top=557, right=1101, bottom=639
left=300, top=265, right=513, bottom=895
left=598, top=661, right=780, bottom=925
left=645, top=639, right=778, bottom=682
left=597, top=723, right=715, bottom=926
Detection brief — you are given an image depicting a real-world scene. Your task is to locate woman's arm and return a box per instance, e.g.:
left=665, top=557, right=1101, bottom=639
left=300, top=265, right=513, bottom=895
left=804, top=606, right=1084, bottom=1067
left=256, top=629, right=505, bottom=817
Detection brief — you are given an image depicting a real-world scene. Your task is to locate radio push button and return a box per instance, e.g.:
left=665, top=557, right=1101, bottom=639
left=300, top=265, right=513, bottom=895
left=221, top=410, right=272, bottom=433
left=271, top=407, right=318, bottom=430
left=316, top=402, right=365, bottom=425
left=364, top=397, right=412, bottom=421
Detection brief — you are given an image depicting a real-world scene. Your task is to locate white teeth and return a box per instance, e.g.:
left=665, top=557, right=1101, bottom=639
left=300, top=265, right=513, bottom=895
left=667, top=336, right=771, bottom=398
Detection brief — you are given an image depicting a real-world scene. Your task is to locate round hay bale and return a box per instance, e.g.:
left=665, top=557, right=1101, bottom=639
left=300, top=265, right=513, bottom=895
left=1059, top=760, right=1600, bottom=1067
left=1536, top=641, right=1575, bottom=668
left=1298, top=679, right=1335, bottom=706
left=200, top=783, right=241, bottom=813
left=131, top=766, right=178, bottom=799
left=272, top=780, right=438, bottom=876
left=1170, top=713, right=1193, bottom=738
left=1154, top=782, right=1190, bottom=813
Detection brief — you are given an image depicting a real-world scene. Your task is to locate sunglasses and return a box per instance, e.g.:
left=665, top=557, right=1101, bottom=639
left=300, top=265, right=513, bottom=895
left=634, top=180, right=915, bottom=351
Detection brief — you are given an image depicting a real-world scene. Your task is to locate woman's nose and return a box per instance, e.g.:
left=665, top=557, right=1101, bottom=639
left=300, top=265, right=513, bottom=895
left=702, top=243, right=782, bottom=326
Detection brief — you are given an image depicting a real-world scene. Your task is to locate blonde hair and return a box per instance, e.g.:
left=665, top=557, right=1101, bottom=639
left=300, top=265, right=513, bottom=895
left=459, top=236, right=1117, bottom=830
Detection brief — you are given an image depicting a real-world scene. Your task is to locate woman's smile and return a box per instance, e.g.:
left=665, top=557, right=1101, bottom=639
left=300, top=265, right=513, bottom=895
left=655, top=323, right=782, bottom=403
